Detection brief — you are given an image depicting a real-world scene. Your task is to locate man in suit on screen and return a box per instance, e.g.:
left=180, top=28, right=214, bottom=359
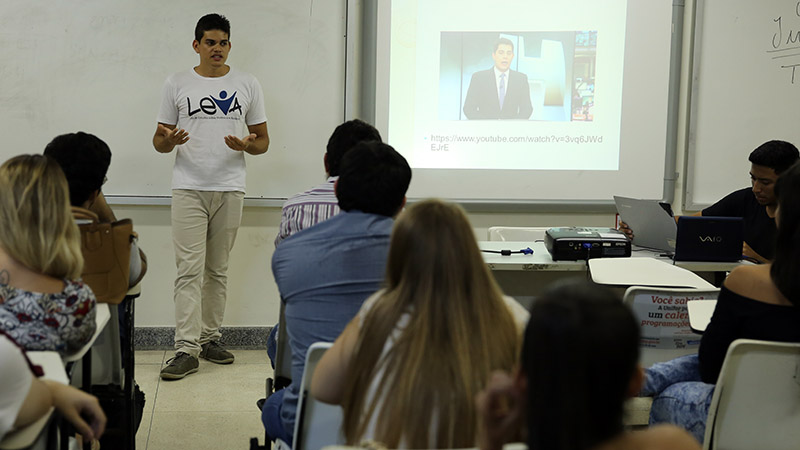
left=463, top=38, right=533, bottom=120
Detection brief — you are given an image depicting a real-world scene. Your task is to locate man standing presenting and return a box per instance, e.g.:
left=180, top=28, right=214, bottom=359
left=153, top=13, right=269, bottom=380
left=463, top=37, right=533, bottom=120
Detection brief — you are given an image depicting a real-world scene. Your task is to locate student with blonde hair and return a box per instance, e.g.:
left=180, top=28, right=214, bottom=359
left=0, top=154, right=96, bottom=354
left=312, top=199, right=528, bottom=449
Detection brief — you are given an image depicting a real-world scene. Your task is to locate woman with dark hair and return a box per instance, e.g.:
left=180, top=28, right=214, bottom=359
left=311, top=199, right=528, bottom=448
left=644, top=161, right=800, bottom=442
left=477, top=281, right=699, bottom=450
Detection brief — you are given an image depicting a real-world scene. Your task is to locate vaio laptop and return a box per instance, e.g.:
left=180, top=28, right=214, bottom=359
left=673, top=216, right=744, bottom=262
left=613, top=196, right=677, bottom=252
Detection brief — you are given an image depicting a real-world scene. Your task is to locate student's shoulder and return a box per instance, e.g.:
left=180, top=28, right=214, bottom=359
left=724, top=264, right=787, bottom=305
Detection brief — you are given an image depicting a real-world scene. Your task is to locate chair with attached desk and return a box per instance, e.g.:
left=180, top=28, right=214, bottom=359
left=64, top=284, right=142, bottom=450
left=618, top=284, right=719, bottom=426
left=622, top=286, right=720, bottom=368
left=703, top=339, right=800, bottom=450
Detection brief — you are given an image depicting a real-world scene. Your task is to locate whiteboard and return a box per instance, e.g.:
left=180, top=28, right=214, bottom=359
left=0, top=0, right=346, bottom=200
left=687, top=0, right=800, bottom=209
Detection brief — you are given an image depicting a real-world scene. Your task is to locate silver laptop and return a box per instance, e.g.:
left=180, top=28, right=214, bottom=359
left=614, top=196, right=677, bottom=252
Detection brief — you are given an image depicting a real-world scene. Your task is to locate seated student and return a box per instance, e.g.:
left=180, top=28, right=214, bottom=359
left=44, top=132, right=147, bottom=288
left=267, top=119, right=382, bottom=367
left=0, top=155, right=96, bottom=354
left=262, top=141, right=412, bottom=444
left=311, top=199, right=529, bottom=449
left=274, top=119, right=382, bottom=246
left=643, top=161, right=800, bottom=442
left=621, top=140, right=798, bottom=263
left=0, top=332, right=106, bottom=443
left=476, top=281, right=700, bottom=450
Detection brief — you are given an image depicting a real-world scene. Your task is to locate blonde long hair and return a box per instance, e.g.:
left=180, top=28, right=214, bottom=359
left=0, top=155, right=83, bottom=280
left=341, top=199, right=520, bottom=448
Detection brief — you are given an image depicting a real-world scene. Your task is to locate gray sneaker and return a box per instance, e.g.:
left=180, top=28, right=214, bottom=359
left=160, top=352, right=199, bottom=380
left=200, top=341, right=235, bottom=364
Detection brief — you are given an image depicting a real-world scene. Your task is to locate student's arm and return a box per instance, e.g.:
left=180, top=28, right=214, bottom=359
left=12, top=377, right=51, bottom=430
left=44, top=380, right=106, bottom=441
left=89, top=192, right=117, bottom=222
left=152, top=123, right=189, bottom=154
left=476, top=371, right=525, bottom=450
left=310, top=317, right=360, bottom=405
left=224, top=122, right=270, bottom=155
left=742, top=242, right=769, bottom=263
left=14, top=379, right=106, bottom=441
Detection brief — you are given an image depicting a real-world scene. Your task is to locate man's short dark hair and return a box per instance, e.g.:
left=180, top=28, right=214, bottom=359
left=326, top=120, right=382, bottom=176
left=43, top=132, right=111, bottom=207
left=749, top=140, right=799, bottom=174
left=336, top=141, right=411, bottom=217
left=493, top=38, right=514, bottom=53
left=195, top=14, right=231, bottom=41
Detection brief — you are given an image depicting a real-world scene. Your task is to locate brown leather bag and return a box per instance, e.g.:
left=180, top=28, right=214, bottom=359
left=73, top=207, right=133, bottom=304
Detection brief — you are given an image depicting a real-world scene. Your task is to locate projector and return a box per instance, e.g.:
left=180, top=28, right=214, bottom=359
left=545, top=227, right=631, bottom=261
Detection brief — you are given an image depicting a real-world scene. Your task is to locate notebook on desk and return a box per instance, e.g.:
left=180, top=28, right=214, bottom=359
left=613, top=196, right=676, bottom=252
left=673, top=216, right=743, bottom=262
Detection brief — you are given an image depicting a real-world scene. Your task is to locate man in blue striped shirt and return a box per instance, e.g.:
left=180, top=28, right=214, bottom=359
left=274, top=120, right=382, bottom=246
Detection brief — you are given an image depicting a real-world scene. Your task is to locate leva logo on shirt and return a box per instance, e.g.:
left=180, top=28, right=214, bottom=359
left=187, top=90, right=242, bottom=117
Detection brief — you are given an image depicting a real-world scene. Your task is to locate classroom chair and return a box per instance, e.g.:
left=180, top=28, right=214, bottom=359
left=622, top=286, right=719, bottom=368
left=487, top=226, right=551, bottom=242
left=281, top=342, right=343, bottom=450
left=65, top=285, right=143, bottom=450
left=622, top=286, right=719, bottom=427
left=703, top=339, right=800, bottom=450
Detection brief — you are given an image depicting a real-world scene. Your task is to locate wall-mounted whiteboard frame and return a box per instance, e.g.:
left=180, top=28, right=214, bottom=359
left=0, top=0, right=350, bottom=206
left=686, top=0, right=800, bottom=211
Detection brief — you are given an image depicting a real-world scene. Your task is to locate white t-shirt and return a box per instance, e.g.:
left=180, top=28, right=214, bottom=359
left=157, top=67, right=267, bottom=192
left=0, top=336, right=34, bottom=440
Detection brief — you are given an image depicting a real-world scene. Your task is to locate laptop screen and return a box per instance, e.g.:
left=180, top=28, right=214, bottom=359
left=674, top=216, right=743, bottom=262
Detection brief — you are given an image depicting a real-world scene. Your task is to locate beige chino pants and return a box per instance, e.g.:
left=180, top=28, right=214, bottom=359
left=171, top=189, right=244, bottom=357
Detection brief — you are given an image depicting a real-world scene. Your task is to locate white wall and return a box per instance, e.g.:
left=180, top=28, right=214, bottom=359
left=122, top=204, right=619, bottom=327
left=127, top=0, right=705, bottom=328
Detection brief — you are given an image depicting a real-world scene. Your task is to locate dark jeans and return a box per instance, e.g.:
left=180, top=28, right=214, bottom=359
left=262, top=388, right=293, bottom=444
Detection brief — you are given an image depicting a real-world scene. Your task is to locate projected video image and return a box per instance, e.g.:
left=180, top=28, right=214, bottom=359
left=439, top=31, right=597, bottom=122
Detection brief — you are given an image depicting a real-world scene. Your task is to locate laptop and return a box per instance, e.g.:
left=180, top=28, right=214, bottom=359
left=673, top=216, right=744, bottom=262
left=613, top=196, right=677, bottom=252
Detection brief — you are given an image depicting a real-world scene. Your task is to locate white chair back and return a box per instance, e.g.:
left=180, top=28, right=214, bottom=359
left=704, top=339, right=800, bottom=450
left=487, top=226, right=551, bottom=242
left=622, top=286, right=719, bottom=367
left=292, top=342, right=344, bottom=450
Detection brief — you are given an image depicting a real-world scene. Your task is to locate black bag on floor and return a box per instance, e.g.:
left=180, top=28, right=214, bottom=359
left=92, top=382, right=146, bottom=448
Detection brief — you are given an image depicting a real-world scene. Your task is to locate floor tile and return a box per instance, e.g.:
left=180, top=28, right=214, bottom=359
left=134, top=364, right=162, bottom=416
left=228, top=349, right=270, bottom=365
left=136, top=412, right=152, bottom=450
left=136, top=350, right=166, bottom=365
left=147, top=411, right=264, bottom=450
left=154, top=360, right=270, bottom=412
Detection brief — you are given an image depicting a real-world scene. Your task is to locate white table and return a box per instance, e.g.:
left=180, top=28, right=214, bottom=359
left=589, top=257, right=716, bottom=289
left=479, top=241, right=742, bottom=297
left=688, top=299, right=717, bottom=333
